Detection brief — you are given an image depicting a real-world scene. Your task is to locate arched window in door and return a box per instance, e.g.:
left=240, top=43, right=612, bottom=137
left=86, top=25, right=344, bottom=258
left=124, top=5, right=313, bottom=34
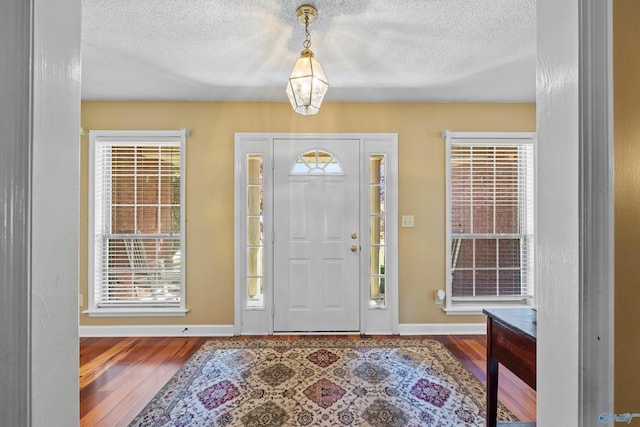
left=291, top=149, right=344, bottom=175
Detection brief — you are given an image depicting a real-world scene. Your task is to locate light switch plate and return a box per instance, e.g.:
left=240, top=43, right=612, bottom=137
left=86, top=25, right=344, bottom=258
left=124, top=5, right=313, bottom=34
left=401, top=215, right=414, bottom=228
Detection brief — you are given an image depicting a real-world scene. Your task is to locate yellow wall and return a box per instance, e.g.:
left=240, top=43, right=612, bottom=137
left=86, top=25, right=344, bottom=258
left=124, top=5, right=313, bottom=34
left=80, top=101, right=535, bottom=326
left=614, top=0, right=640, bottom=413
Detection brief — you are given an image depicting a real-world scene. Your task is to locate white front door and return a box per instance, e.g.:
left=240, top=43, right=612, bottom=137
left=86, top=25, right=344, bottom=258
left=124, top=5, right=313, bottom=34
left=273, top=139, right=360, bottom=332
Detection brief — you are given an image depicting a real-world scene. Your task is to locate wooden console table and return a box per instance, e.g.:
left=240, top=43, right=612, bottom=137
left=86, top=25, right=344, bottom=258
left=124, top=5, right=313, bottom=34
left=483, top=307, right=537, bottom=427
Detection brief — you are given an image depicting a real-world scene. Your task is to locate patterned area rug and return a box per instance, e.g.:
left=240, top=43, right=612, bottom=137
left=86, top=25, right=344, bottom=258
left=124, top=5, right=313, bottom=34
left=129, top=337, right=517, bottom=426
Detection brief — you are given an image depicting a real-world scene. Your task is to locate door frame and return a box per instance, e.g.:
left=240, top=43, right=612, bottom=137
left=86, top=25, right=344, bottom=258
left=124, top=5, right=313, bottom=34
left=234, top=133, right=398, bottom=335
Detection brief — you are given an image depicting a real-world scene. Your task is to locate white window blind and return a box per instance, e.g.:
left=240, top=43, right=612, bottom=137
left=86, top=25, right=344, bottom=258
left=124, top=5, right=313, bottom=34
left=89, top=131, right=186, bottom=312
left=445, top=132, right=535, bottom=308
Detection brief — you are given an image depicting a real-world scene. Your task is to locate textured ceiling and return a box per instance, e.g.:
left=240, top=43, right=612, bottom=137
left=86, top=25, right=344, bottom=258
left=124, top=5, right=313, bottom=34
left=81, top=0, right=536, bottom=103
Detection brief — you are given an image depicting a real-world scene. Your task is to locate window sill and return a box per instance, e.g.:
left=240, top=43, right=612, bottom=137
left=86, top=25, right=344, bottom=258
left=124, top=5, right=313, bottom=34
left=443, top=303, right=534, bottom=316
left=83, top=307, right=189, bottom=317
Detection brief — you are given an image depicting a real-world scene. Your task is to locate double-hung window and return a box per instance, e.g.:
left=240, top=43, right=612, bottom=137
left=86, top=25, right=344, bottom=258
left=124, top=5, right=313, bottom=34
left=87, top=130, right=187, bottom=316
left=444, top=131, right=535, bottom=314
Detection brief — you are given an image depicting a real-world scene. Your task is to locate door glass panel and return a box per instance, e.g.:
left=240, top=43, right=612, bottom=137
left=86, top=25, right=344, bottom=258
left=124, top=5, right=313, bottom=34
left=291, top=149, right=344, bottom=174
left=369, top=154, right=386, bottom=307
left=369, top=216, right=385, bottom=242
left=248, top=158, right=263, bottom=185
left=247, top=247, right=263, bottom=276
left=247, top=278, right=263, bottom=305
left=369, top=187, right=385, bottom=214
left=369, top=278, right=385, bottom=306
left=370, top=247, right=385, bottom=275
left=247, top=217, right=262, bottom=245
left=247, top=154, right=264, bottom=308
left=247, top=187, right=262, bottom=214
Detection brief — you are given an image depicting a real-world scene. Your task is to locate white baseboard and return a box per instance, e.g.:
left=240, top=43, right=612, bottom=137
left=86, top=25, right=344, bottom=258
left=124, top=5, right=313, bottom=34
left=398, top=323, right=485, bottom=335
left=79, top=324, right=235, bottom=337
left=79, top=323, right=484, bottom=337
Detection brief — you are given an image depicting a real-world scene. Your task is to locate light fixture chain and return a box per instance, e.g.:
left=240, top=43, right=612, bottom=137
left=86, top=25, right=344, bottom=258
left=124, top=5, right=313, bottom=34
left=303, top=14, right=311, bottom=49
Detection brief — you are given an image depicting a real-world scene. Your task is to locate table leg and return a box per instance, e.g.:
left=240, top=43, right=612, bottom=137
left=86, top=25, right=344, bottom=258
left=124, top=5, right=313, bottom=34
left=486, top=318, right=498, bottom=427
left=487, top=355, right=499, bottom=426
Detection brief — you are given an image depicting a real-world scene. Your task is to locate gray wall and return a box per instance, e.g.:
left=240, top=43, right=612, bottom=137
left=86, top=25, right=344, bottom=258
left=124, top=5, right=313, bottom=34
left=0, top=2, right=32, bottom=423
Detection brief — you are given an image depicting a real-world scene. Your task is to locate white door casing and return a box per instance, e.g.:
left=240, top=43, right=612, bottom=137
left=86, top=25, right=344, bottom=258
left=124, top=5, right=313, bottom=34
left=234, top=133, right=398, bottom=335
left=273, top=139, right=360, bottom=332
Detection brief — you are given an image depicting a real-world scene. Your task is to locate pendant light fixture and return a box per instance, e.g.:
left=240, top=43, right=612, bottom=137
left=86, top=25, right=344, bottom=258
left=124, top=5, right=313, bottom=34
left=286, top=5, right=329, bottom=116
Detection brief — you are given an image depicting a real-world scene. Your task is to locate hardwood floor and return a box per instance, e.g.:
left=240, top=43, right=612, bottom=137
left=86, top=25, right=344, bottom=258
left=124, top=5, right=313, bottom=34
left=80, top=336, right=208, bottom=427
left=79, top=335, right=536, bottom=426
left=434, top=335, right=537, bottom=422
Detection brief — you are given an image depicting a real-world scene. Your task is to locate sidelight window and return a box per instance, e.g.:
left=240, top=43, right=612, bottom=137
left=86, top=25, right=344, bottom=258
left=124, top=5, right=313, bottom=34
left=247, top=154, right=265, bottom=308
left=369, top=154, right=386, bottom=307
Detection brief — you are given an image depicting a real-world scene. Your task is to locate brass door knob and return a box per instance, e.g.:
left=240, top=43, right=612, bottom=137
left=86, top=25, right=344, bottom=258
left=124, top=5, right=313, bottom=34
left=351, top=232, right=358, bottom=239
left=351, top=245, right=358, bottom=252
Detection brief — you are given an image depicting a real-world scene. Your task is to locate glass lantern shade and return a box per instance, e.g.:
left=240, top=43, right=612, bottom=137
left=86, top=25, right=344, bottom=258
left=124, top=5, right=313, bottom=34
left=286, top=51, right=329, bottom=116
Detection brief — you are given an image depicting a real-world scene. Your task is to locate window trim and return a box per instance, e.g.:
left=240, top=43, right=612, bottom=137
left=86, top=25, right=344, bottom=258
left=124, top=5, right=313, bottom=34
left=85, top=130, right=188, bottom=317
left=443, top=131, right=536, bottom=315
